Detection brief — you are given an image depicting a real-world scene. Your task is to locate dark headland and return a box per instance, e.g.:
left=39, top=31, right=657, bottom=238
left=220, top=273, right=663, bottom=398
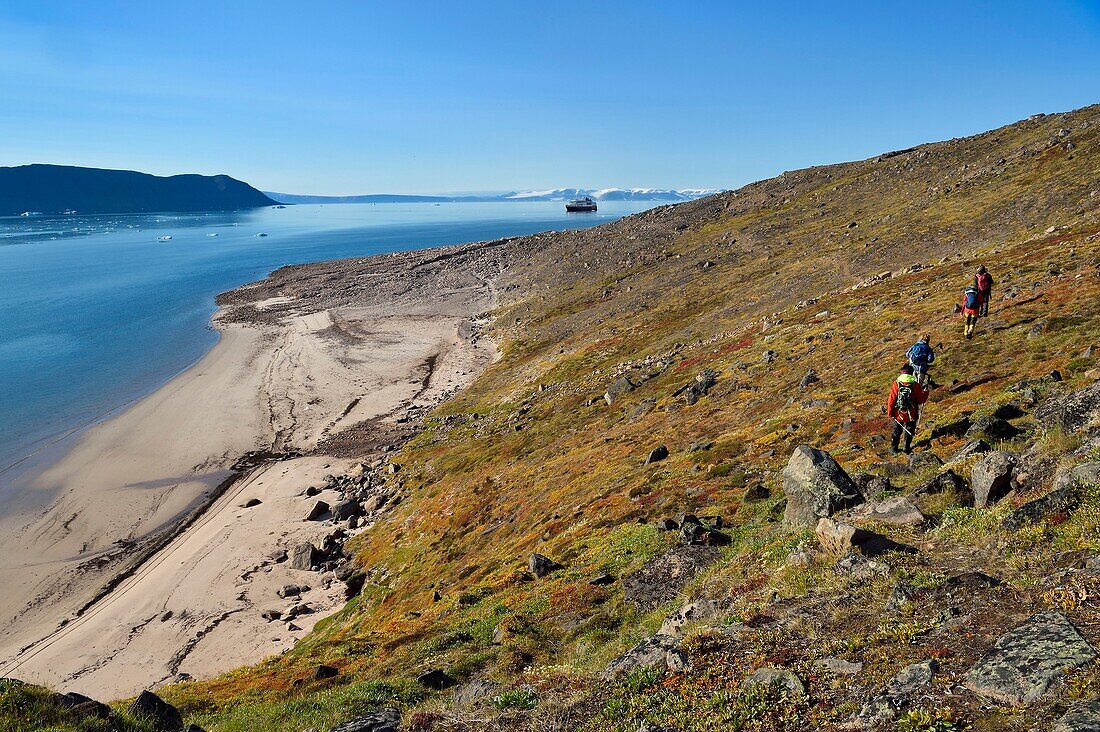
left=0, top=164, right=276, bottom=216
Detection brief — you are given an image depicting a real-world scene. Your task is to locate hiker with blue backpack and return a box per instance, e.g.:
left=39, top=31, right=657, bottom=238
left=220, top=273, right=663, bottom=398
left=886, top=364, right=930, bottom=454
left=961, top=280, right=984, bottom=339
left=906, top=335, right=936, bottom=387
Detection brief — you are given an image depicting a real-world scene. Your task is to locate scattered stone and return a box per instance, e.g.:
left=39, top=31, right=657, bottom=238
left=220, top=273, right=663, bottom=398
left=655, top=518, right=679, bottom=531
left=589, top=573, right=616, bottom=586
left=966, top=611, right=1096, bottom=705
left=1052, top=699, right=1100, bottom=732
left=816, top=518, right=911, bottom=557
left=305, top=501, right=330, bottom=521
left=679, top=515, right=730, bottom=547
left=623, top=545, right=720, bottom=610
left=966, top=415, right=1021, bottom=441
left=948, top=439, right=990, bottom=463
left=833, top=553, right=887, bottom=579
left=912, top=469, right=969, bottom=499
left=631, top=398, right=657, bottom=419
left=310, top=664, right=338, bottom=681
left=1054, top=462, right=1100, bottom=493
left=665, top=647, right=690, bottom=672
left=885, top=583, right=916, bottom=613
left=261, top=609, right=282, bottom=622
left=859, top=660, right=937, bottom=725
left=277, top=584, right=306, bottom=599
left=387, top=463, right=400, bottom=474
left=452, top=678, right=501, bottom=707
left=689, top=440, right=714, bottom=452
left=742, top=667, right=805, bottom=696
left=800, top=369, right=820, bottom=388
left=762, top=349, right=777, bottom=364
left=1003, top=485, right=1082, bottom=531
left=529, top=553, right=563, bottom=578
left=851, top=496, right=925, bottom=527
left=908, top=452, right=943, bottom=471
left=645, top=445, right=670, bottom=464
left=128, top=690, right=183, bottom=732
left=328, top=708, right=401, bottom=732
left=291, top=543, right=321, bottom=571
left=659, top=601, right=717, bottom=637
left=416, top=668, right=456, bottom=691
left=69, top=700, right=113, bottom=721
left=269, top=549, right=288, bottom=563
left=782, top=445, right=863, bottom=527
left=184, top=725, right=207, bottom=732
left=851, top=473, right=891, bottom=501
left=331, top=500, right=361, bottom=521
left=602, top=635, right=680, bottom=678
left=604, top=376, right=635, bottom=405
left=1036, top=381, right=1100, bottom=433
left=304, top=486, right=321, bottom=497
left=242, top=498, right=262, bottom=508
left=971, top=451, right=1018, bottom=508
left=993, top=403, right=1026, bottom=420
left=681, top=369, right=719, bottom=405
left=743, top=482, right=770, bottom=502
left=813, top=657, right=864, bottom=675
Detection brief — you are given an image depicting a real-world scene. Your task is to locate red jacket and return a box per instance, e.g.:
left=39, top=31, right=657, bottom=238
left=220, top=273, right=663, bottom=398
left=976, top=272, right=993, bottom=294
left=887, top=374, right=929, bottom=423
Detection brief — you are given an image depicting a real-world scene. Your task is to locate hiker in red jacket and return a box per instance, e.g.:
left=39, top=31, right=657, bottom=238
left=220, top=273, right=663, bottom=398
left=975, top=265, right=994, bottom=317
left=961, top=282, right=984, bottom=340
left=887, top=364, right=929, bottom=454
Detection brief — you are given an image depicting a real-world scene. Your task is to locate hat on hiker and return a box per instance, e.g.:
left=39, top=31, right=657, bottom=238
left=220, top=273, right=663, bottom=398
left=977, top=265, right=987, bottom=274
left=900, top=364, right=914, bottom=374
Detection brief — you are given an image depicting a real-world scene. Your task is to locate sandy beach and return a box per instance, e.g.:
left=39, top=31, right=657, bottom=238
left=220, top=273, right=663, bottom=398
left=0, top=241, right=505, bottom=698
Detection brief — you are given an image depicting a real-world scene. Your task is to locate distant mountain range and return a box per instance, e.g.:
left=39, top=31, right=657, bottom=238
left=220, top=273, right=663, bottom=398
left=264, top=187, right=723, bottom=204
left=0, top=165, right=276, bottom=216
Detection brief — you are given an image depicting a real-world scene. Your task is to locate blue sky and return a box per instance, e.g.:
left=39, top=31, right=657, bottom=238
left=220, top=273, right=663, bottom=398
left=1, top=1, right=1098, bottom=194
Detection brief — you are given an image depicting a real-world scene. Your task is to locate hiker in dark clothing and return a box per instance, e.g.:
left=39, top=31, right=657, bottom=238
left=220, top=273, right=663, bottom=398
left=961, top=282, right=984, bottom=339
left=976, top=265, right=994, bottom=317
left=905, top=335, right=935, bottom=387
left=887, top=364, right=929, bottom=454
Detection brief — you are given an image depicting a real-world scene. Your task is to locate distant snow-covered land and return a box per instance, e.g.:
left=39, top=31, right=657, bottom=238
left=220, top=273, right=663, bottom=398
left=265, top=187, right=723, bottom=204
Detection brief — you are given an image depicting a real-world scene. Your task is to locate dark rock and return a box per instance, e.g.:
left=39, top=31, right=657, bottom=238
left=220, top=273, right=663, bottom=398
left=276, top=584, right=305, bottom=599
left=310, top=664, right=339, bottom=681
left=743, top=482, right=770, bottom=502
left=55, top=691, right=96, bottom=708
left=966, top=611, right=1096, bottom=704
left=762, top=349, right=777, bottom=364
left=291, top=543, right=320, bottom=571
left=305, top=501, right=331, bottom=521
left=1036, top=381, right=1100, bottom=433
left=623, top=545, right=720, bottom=610
left=344, top=572, right=367, bottom=599
left=908, top=452, right=943, bottom=471
left=604, top=376, right=635, bottom=405
left=689, top=440, right=714, bottom=452
left=1052, top=699, right=1100, bottom=732
left=966, top=415, right=1022, bottom=441
left=416, top=668, right=456, bottom=690
left=679, top=520, right=730, bottom=547
left=972, top=451, right=1017, bottom=508
left=645, top=445, right=670, bottom=464
left=304, top=485, right=321, bottom=497
left=69, top=700, right=113, bottom=721
left=1003, top=485, right=1082, bottom=531
left=655, top=518, right=679, bottom=531
left=799, top=369, right=820, bottom=388
left=912, top=469, right=969, bottom=500
left=589, top=573, right=616, bottom=586
left=261, top=609, right=282, bottom=621
left=851, top=473, right=891, bottom=500
left=328, top=708, right=401, bottom=732
left=681, top=369, right=719, bottom=405
left=782, top=445, right=863, bottom=527
left=184, top=726, right=207, bottom=732
left=993, top=403, right=1026, bottom=420
left=128, top=690, right=183, bottom=732
left=948, top=439, right=990, bottom=463
left=269, top=549, right=288, bottom=563
left=631, top=398, right=657, bottom=418
left=242, top=498, right=262, bottom=508
left=286, top=603, right=314, bottom=617
left=452, top=678, right=501, bottom=707
left=528, top=553, right=563, bottom=578
left=931, top=415, right=972, bottom=439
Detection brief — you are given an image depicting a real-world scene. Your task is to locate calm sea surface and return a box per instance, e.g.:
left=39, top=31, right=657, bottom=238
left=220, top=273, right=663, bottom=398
left=0, top=202, right=654, bottom=480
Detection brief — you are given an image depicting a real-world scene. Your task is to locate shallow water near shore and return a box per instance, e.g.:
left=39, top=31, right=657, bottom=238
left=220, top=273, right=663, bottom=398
left=0, top=201, right=654, bottom=482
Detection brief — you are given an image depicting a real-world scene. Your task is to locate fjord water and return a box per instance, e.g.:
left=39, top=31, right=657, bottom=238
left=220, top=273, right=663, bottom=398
left=0, top=201, right=654, bottom=481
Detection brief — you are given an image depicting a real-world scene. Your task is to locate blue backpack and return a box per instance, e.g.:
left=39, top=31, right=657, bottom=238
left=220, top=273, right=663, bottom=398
left=964, top=287, right=981, bottom=310
left=909, top=341, right=932, bottom=366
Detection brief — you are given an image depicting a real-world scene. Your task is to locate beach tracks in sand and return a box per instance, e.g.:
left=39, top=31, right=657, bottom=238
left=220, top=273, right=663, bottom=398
left=0, top=242, right=503, bottom=697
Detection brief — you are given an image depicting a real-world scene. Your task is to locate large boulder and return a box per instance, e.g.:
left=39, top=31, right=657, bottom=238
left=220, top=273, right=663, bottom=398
left=1036, top=381, right=1100, bottom=433
left=1054, top=462, right=1100, bottom=493
left=291, top=543, right=321, bottom=571
left=965, top=611, right=1096, bottom=705
left=329, top=709, right=401, bottom=732
left=528, top=553, right=563, bottom=578
left=971, top=451, right=1017, bottom=508
left=1052, top=699, right=1100, bottom=732
left=815, top=518, right=912, bottom=558
left=128, top=690, right=183, bottom=732
left=782, top=446, right=863, bottom=527
left=623, top=545, right=720, bottom=610
left=1002, top=485, right=1082, bottom=531
left=601, top=634, right=681, bottom=679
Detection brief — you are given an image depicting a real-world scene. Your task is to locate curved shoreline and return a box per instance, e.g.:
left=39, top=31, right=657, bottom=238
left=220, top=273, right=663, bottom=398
left=0, top=239, right=507, bottom=698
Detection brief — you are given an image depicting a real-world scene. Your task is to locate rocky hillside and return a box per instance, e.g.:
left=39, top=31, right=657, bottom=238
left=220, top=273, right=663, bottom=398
left=5, top=105, right=1100, bottom=732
